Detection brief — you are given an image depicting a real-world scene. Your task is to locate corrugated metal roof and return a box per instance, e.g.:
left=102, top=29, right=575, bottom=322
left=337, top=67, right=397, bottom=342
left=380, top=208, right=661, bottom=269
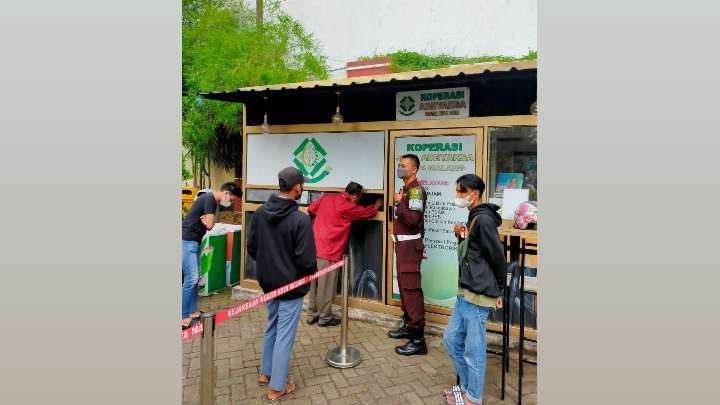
left=201, top=59, right=536, bottom=98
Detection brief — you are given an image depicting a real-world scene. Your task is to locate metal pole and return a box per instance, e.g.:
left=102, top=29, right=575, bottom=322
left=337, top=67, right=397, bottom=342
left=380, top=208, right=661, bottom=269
left=339, top=254, right=349, bottom=350
left=326, top=255, right=361, bottom=368
left=200, top=312, right=215, bottom=405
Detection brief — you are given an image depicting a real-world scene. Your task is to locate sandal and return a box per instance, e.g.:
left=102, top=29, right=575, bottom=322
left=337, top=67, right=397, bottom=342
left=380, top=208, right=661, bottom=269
left=257, top=374, right=270, bottom=386
left=444, top=385, right=465, bottom=405
left=266, top=381, right=296, bottom=402
left=181, top=317, right=199, bottom=330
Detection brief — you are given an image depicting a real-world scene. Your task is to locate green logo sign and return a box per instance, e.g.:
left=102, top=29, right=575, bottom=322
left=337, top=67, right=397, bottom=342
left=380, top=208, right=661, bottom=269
left=399, top=95, right=416, bottom=116
left=292, top=138, right=331, bottom=183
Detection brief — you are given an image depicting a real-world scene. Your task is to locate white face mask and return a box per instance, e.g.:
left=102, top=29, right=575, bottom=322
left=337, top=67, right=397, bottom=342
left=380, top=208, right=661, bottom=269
left=219, top=196, right=232, bottom=207
left=454, top=194, right=472, bottom=208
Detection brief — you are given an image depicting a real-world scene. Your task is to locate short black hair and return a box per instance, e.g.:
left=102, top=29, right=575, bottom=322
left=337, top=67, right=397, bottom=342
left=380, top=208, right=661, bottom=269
left=278, top=179, right=293, bottom=193
left=401, top=154, right=420, bottom=170
left=456, top=174, right=485, bottom=196
left=277, top=167, right=305, bottom=192
left=345, top=181, right=364, bottom=196
left=220, top=182, right=242, bottom=197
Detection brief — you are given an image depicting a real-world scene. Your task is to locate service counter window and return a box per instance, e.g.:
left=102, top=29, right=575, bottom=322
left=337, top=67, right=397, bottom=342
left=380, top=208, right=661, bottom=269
left=245, top=188, right=310, bottom=206
left=486, top=126, right=537, bottom=329
left=487, top=126, right=537, bottom=204
left=243, top=190, right=384, bottom=285
left=344, top=221, right=384, bottom=302
left=245, top=189, right=276, bottom=204
left=311, top=191, right=385, bottom=303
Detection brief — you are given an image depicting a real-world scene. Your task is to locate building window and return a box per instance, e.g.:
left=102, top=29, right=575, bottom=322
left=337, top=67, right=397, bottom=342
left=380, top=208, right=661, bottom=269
left=487, top=126, right=537, bottom=203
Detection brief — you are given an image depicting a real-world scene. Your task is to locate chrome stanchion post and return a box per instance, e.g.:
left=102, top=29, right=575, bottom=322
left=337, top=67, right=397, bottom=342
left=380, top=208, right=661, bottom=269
left=200, top=312, right=215, bottom=405
left=326, top=255, right=361, bottom=368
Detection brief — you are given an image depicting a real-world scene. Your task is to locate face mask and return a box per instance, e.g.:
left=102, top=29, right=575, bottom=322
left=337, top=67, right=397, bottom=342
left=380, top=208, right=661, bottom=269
left=220, top=198, right=232, bottom=208
left=396, top=167, right=407, bottom=179
left=454, top=195, right=472, bottom=208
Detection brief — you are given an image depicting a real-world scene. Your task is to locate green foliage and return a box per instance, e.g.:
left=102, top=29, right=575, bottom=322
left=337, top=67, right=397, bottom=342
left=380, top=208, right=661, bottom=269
left=182, top=153, right=193, bottom=181
left=182, top=0, right=328, bottom=179
left=362, top=50, right=537, bottom=73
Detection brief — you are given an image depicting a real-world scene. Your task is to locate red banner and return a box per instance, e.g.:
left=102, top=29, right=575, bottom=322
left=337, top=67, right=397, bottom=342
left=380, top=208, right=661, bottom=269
left=182, top=259, right=344, bottom=342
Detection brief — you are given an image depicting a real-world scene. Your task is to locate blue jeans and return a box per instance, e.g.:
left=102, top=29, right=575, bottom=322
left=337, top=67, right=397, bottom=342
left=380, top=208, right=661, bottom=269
left=182, top=240, right=200, bottom=319
left=443, top=295, right=491, bottom=403
left=261, top=297, right=304, bottom=391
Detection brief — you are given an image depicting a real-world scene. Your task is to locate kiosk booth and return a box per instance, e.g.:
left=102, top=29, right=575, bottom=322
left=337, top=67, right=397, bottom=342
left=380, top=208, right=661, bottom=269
left=202, top=60, right=537, bottom=338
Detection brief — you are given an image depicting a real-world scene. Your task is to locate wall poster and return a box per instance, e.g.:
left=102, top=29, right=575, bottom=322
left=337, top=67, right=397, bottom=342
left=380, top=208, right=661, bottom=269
left=392, top=135, right=476, bottom=308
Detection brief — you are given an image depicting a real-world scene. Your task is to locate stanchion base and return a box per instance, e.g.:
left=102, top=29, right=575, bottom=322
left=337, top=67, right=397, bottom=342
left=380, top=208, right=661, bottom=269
left=326, top=346, right=362, bottom=369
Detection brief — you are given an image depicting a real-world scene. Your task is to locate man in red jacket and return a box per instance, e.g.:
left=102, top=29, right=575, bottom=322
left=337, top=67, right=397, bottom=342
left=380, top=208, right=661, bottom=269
left=306, top=182, right=382, bottom=326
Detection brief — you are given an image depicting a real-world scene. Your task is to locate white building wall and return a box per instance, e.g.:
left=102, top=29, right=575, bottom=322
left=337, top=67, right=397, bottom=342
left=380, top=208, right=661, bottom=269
left=277, top=0, right=537, bottom=77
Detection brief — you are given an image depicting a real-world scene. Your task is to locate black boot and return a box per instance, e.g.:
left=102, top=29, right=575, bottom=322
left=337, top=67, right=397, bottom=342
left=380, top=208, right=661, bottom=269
left=388, top=325, right=411, bottom=339
left=388, top=314, right=411, bottom=339
left=395, top=329, right=427, bottom=356
left=395, top=337, right=427, bottom=356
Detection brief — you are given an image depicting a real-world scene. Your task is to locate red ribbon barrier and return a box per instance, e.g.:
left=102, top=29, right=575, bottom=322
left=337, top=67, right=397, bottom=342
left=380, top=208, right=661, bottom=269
left=182, top=259, right=345, bottom=342
left=182, top=320, right=204, bottom=342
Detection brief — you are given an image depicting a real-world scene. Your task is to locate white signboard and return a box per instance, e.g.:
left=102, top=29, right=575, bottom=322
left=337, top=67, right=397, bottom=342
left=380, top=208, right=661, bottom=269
left=396, top=87, right=470, bottom=121
left=247, top=132, right=385, bottom=189
left=392, top=135, right=476, bottom=308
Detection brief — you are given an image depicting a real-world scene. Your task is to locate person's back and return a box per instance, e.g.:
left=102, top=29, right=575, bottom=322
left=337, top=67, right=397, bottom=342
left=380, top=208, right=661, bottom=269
left=247, top=167, right=316, bottom=401
left=182, top=192, right=217, bottom=244
left=305, top=183, right=380, bottom=327
left=249, top=194, right=316, bottom=299
left=310, top=190, right=379, bottom=262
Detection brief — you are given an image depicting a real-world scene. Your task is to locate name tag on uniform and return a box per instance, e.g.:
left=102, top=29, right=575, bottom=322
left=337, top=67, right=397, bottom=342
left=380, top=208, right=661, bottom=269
left=409, top=198, right=422, bottom=210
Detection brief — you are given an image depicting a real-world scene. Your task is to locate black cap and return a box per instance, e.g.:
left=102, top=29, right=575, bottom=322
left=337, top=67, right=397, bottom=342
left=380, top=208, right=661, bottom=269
left=278, top=167, right=308, bottom=191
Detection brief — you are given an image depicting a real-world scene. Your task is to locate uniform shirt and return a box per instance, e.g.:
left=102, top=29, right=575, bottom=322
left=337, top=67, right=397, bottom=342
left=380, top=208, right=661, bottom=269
left=392, top=179, right=426, bottom=236
left=182, top=192, right=217, bottom=243
left=308, top=192, right=378, bottom=262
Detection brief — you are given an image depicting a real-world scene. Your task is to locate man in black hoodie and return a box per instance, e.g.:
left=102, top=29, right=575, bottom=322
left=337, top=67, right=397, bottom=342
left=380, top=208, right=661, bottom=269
left=247, top=167, right=317, bottom=401
left=442, top=173, right=506, bottom=405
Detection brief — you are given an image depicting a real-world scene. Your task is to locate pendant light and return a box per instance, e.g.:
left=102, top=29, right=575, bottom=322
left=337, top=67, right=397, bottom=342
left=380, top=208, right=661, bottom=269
left=260, top=96, right=270, bottom=134
left=331, top=91, right=344, bottom=125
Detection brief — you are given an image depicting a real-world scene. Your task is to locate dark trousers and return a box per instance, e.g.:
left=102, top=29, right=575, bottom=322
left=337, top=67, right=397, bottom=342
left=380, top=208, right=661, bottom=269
left=395, top=240, right=425, bottom=335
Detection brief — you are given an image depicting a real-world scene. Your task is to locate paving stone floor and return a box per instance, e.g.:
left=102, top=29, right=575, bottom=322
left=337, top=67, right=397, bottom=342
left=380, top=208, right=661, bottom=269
left=182, top=293, right=537, bottom=405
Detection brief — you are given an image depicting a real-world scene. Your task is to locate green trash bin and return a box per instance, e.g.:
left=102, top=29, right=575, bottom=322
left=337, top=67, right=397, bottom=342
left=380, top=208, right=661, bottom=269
left=225, top=225, right=242, bottom=287
left=198, top=232, right=227, bottom=296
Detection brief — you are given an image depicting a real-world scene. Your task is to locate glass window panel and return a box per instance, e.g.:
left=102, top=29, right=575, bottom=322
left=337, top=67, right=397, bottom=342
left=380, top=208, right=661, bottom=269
left=488, top=126, right=538, bottom=203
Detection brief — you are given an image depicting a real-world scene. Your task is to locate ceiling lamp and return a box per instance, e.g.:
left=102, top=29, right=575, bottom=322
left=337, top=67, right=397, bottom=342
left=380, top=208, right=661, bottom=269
left=261, top=96, right=270, bottom=134
left=331, top=91, right=344, bottom=125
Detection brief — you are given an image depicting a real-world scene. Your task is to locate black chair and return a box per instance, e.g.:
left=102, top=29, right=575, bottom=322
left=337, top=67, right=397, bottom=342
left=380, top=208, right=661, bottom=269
left=516, top=235, right=538, bottom=405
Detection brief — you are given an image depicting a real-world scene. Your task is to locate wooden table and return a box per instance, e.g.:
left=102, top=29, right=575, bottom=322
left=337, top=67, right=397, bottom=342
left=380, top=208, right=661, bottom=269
left=499, top=220, right=537, bottom=266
